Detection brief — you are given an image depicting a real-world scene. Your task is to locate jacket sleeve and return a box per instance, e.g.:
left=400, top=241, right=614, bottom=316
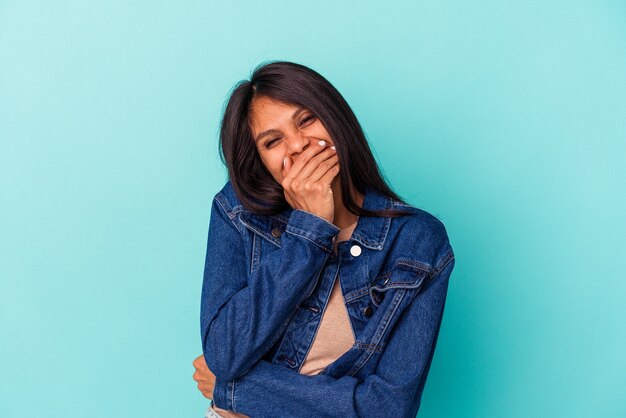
left=212, top=254, right=455, bottom=418
left=201, top=194, right=341, bottom=383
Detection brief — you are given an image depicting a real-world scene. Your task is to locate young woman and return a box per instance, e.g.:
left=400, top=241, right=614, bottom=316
left=192, top=61, right=455, bottom=418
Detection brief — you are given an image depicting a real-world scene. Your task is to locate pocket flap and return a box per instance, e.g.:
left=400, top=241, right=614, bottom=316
left=370, top=258, right=430, bottom=292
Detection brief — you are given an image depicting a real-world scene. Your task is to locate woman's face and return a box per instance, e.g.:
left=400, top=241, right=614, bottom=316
left=249, top=96, right=335, bottom=184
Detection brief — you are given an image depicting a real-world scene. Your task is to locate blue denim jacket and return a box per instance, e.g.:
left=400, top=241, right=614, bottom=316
left=200, top=180, right=455, bottom=418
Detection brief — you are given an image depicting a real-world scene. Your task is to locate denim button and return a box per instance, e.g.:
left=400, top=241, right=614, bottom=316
left=350, top=244, right=362, bottom=257
left=363, top=305, right=373, bottom=317
left=279, top=356, right=296, bottom=367
left=271, top=227, right=282, bottom=238
left=278, top=354, right=291, bottom=364
left=301, top=304, right=320, bottom=313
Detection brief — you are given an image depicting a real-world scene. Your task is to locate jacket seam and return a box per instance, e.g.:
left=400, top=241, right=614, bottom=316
left=230, top=379, right=236, bottom=412
left=352, top=341, right=384, bottom=353
left=215, top=192, right=234, bottom=217
left=431, top=250, right=455, bottom=280
left=214, top=194, right=244, bottom=234
left=250, top=232, right=257, bottom=274
left=284, top=229, right=333, bottom=254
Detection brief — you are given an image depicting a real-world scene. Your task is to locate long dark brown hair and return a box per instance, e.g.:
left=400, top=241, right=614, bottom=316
left=218, top=60, right=416, bottom=218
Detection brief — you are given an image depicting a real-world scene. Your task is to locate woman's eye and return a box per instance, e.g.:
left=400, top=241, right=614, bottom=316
left=300, top=115, right=315, bottom=126
left=266, top=138, right=279, bottom=148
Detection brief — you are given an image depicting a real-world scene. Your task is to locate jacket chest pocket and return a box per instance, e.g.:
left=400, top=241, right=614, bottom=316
left=330, top=260, right=431, bottom=378
left=346, top=259, right=430, bottom=334
left=368, top=259, right=430, bottom=309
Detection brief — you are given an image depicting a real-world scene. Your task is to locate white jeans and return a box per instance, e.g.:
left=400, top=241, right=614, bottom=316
left=204, top=400, right=225, bottom=418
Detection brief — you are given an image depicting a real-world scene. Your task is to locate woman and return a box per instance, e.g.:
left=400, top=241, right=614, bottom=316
left=192, top=61, right=455, bottom=418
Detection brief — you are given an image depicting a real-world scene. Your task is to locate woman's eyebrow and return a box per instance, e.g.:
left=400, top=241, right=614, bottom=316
left=254, top=106, right=306, bottom=142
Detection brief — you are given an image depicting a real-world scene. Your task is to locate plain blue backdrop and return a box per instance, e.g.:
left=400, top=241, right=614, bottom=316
left=1, top=1, right=625, bottom=417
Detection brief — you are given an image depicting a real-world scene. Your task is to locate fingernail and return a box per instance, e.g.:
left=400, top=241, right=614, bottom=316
left=283, top=157, right=287, bottom=167
left=330, top=146, right=336, bottom=150
left=318, top=140, right=326, bottom=146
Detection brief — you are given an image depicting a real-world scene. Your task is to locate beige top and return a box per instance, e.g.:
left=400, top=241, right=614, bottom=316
left=212, top=219, right=358, bottom=418
left=298, top=218, right=357, bottom=374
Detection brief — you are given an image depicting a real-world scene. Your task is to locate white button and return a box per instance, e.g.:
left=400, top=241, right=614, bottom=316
left=350, top=244, right=362, bottom=257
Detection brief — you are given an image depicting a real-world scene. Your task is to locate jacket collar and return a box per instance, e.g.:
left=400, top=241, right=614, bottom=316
left=348, top=187, right=393, bottom=251
left=239, top=187, right=395, bottom=251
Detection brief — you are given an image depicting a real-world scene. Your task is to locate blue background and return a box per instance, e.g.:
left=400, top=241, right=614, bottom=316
left=1, top=1, right=624, bottom=417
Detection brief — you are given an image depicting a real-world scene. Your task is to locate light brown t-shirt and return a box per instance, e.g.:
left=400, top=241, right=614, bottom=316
left=211, top=219, right=358, bottom=418
left=298, top=218, right=357, bottom=374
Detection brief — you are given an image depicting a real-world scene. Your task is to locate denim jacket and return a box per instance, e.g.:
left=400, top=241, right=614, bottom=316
left=200, top=180, right=455, bottom=418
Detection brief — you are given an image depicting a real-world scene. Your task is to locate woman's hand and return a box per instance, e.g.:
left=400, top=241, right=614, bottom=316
left=192, top=354, right=215, bottom=400
left=282, top=140, right=340, bottom=224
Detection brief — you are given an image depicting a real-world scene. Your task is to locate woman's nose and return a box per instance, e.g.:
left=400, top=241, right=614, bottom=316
left=285, top=133, right=310, bottom=155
